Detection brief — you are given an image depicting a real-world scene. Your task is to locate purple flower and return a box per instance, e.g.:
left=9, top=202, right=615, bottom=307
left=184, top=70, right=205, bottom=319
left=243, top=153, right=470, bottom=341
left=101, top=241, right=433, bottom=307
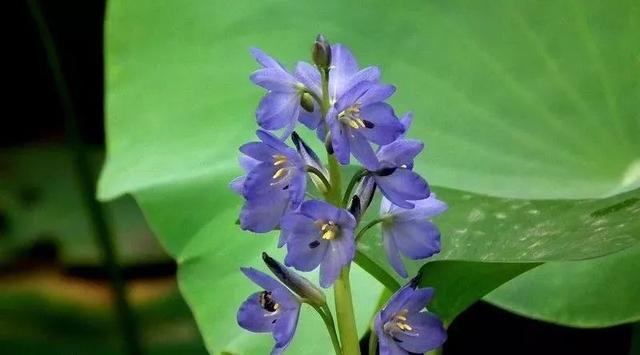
left=297, top=44, right=382, bottom=133
left=238, top=267, right=301, bottom=355
left=380, top=194, right=447, bottom=277
left=250, top=48, right=320, bottom=138
left=327, top=80, right=404, bottom=170
left=237, top=130, right=306, bottom=233
left=280, top=200, right=357, bottom=287
left=374, top=281, right=446, bottom=354
left=370, top=137, right=430, bottom=208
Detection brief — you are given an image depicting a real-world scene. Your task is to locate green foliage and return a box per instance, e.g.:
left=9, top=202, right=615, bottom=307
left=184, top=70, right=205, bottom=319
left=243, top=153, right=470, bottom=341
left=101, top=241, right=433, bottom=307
left=100, top=0, right=639, bottom=353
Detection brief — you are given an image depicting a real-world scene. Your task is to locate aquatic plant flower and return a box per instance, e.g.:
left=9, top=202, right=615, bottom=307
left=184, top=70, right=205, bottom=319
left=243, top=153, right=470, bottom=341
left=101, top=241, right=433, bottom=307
left=238, top=130, right=306, bottom=232
left=280, top=200, right=357, bottom=287
left=370, top=137, right=430, bottom=208
left=297, top=44, right=382, bottom=134
left=326, top=80, right=404, bottom=170
left=250, top=48, right=318, bottom=138
left=380, top=194, right=447, bottom=277
left=374, top=279, right=446, bottom=354
left=237, top=267, right=301, bottom=355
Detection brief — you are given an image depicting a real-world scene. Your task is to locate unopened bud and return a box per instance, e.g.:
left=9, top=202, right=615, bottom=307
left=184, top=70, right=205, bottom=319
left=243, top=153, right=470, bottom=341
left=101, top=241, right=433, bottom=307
left=312, top=34, right=331, bottom=70
left=300, top=92, right=315, bottom=112
left=262, top=252, right=326, bottom=306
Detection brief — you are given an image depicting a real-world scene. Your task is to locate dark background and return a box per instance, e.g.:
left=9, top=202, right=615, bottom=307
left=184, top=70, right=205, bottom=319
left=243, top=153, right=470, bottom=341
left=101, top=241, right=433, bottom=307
left=1, top=1, right=635, bottom=354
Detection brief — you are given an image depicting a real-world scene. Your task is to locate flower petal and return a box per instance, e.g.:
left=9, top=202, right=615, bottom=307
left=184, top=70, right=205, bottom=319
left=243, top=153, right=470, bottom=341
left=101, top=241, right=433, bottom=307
left=319, top=231, right=355, bottom=287
left=299, top=200, right=341, bottom=221
left=256, top=91, right=301, bottom=131
left=380, top=285, right=416, bottom=321
left=239, top=154, right=260, bottom=172
left=329, top=44, right=359, bottom=98
left=393, top=220, right=441, bottom=260
left=272, top=309, right=300, bottom=355
left=375, top=169, right=430, bottom=208
left=342, top=66, right=381, bottom=95
left=383, top=226, right=408, bottom=278
left=240, top=189, right=290, bottom=233
left=242, top=162, right=278, bottom=197
left=358, top=84, right=396, bottom=106
left=298, top=107, right=322, bottom=129
left=403, top=287, right=435, bottom=313
left=294, top=61, right=321, bottom=95
left=349, top=131, right=380, bottom=171
left=357, top=102, right=403, bottom=145
left=284, top=234, right=328, bottom=272
left=395, top=311, right=446, bottom=353
left=251, top=68, right=298, bottom=92
left=229, top=175, right=246, bottom=195
left=393, top=194, right=448, bottom=221
left=399, top=112, right=413, bottom=136
left=327, top=108, right=351, bottom=164
left=250, top=47, right=285, bottom=70
left=237, top=291, right=278, bottom=333
left=239, top=142, right=279, bottom=162
left=376, top=139, right=424, bottom=168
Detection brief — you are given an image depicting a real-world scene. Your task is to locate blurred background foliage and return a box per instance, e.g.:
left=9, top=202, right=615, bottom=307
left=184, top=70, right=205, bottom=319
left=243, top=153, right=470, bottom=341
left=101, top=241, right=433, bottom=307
left=2, top=0, right=639, bottom=354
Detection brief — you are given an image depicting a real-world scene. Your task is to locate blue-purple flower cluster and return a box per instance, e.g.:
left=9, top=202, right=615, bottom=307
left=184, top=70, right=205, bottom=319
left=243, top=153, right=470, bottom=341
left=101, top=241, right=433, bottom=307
left=232, top=35, right=447, bottom=355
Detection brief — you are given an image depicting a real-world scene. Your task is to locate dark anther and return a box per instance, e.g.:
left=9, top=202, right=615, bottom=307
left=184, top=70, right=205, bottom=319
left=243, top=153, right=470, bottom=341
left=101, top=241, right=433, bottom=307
left=272, top=319, right=277, bottom=324
left=260, top=291, right=279, bottom=312
left=283, top=185, right=289, bottom=190
left=362, top=120, right=375, bottom=128
left=309, top=240, right=321, bottom=249
left=408, top=271, right=423, bottom=289
left=375, top=167, right=397, bottom=176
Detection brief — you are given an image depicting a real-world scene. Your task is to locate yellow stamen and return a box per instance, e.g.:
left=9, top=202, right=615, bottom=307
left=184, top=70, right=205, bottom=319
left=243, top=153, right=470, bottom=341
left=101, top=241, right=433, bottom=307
left=322, top=229, right=336, bottom=240
left=273, top=154, right=288, bottom=166
left=272, top=168, right=287, bottom=180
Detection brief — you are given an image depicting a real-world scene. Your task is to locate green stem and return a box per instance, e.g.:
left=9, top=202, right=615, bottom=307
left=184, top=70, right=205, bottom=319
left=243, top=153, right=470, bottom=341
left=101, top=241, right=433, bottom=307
left=312, top=304, right=342, bottom=355
left=355, top=218, right=385, bottom=242
left=27, top=1, right=143, bottom=354
left=367, top=329, right=378, bottom=355
left=327, top=154, right=343, bottom=205
left=341, top=168, right=368, bottom=208
left=333, top=266, right=361, bottom=355
left=306, top=166, right=332, bottom=193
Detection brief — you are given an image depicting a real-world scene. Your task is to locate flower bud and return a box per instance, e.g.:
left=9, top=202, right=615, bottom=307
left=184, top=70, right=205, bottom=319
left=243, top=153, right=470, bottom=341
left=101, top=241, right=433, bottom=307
left=349, top=175, right=376, bottom=221
left=312, top=34, right=331, bottom=70
left=262, top=252, right=326, bottom=306
left=300, top=92, right=315, bottom=113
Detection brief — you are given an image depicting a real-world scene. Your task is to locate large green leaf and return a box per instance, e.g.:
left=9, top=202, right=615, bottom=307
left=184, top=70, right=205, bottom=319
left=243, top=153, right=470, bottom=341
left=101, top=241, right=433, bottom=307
left=485, top=244, right=640, bottom=327
left=100, top=0, right=640, bottom=352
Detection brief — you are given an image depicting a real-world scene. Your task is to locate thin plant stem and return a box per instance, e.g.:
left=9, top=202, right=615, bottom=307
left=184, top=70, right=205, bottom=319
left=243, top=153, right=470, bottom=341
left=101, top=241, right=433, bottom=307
left=311, top=304, right=343, bottom=355
left=341, top=168, right=368, bottom=208
left=306, top=165, right=332, bottom=193
left=27, top=1, right=143, bottom=354
left=368, top=329, right=378, bottom=355
left=355, top=218, right=385, bottom=242
left=333, top=265, right=361, bottom=355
